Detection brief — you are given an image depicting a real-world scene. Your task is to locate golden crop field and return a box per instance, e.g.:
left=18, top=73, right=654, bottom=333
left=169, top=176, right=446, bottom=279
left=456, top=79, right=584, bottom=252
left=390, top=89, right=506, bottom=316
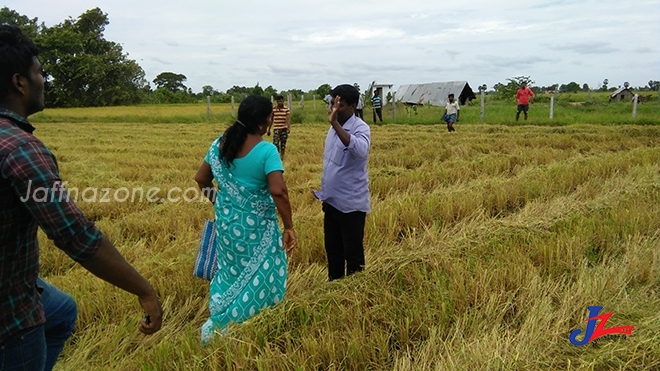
left=32, top=116, right=660, bottom=370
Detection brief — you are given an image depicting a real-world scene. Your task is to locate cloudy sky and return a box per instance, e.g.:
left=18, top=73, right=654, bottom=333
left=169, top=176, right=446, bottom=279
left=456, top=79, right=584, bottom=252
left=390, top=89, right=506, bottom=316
left=5, top=0, right=659, bottom=94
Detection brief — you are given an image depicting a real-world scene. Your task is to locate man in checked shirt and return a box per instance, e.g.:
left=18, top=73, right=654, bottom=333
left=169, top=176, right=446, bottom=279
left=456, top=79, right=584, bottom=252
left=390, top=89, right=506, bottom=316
left=0, top=25, right=163, bottom=370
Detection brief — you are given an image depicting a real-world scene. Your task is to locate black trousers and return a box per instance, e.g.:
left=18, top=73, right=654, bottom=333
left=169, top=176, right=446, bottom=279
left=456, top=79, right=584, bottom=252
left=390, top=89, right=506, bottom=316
left=323, top=202, right=366, bottom=281
left=355, top=108, right=364, bottom=120
left=373, top=108, right=382, bottom=123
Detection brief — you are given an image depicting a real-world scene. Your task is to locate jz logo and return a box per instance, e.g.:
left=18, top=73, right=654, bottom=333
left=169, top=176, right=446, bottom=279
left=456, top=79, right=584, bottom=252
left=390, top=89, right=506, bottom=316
left=569, top=306, right=634, bottom=346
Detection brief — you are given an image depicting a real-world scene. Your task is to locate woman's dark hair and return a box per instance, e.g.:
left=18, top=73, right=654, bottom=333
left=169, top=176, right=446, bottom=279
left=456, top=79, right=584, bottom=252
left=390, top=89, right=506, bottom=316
left=0, top=24, right=40, bottom=102
left=219, top=95, right=272, bottom=167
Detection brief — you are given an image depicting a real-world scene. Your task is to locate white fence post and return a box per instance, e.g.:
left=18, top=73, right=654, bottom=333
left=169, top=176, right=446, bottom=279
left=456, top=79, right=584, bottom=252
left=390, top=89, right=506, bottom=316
left=480, top=90, right=485, bottom=121
left=206, top=96, right=211, bottom=117
left=632, top=94, right=639, bottom=118
left=231, top=96, right=235, bottom=116
left=550, top=95, right=555, bottom=119
left=392, top=92, right=396, bottom=120
left=287, top=94, right=293, bottom=112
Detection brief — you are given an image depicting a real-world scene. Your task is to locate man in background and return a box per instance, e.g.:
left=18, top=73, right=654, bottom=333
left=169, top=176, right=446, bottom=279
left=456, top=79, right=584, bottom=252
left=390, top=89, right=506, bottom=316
left=355, top=93, right=365, bottom=120
left=371, top=90, right=382, bottom=124
left=0, top=24, right=162, bottom=371
left=516, top=82, right=535, bottom=121
left=442, top=93, right=460, bottom=132
left=267, top=95, right=291, bottom=159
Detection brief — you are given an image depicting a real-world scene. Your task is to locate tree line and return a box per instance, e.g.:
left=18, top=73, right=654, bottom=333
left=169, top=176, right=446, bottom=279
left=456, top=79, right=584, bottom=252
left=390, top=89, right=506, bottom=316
left=492, top=76, right=659, bottom=101
left=0, top=7, right=334, bottom=108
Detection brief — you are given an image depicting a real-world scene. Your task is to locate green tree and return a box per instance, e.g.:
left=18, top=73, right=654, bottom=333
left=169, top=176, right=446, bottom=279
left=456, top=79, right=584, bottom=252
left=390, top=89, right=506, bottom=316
left=250, top=83, right=264, bottom=96
left=263, top=85, right=278, bottom=98
left=0, top=6, right=42, bottom=39
left=316, top=83, right=332, bottom=98
left=493, top=76, right=534, bottom=100
left=201, top=85, right=217, bottom=96
left=224, top=85, right=251, bottom=102
left=35, top=8, right=147, bottom=107
left=282, top=89, right=304, bottom=99
left=559, top=82, right=581, bottom=93
left=153, top=72, right=188, bottom=92
left=601, top=79, right=609, bottom=92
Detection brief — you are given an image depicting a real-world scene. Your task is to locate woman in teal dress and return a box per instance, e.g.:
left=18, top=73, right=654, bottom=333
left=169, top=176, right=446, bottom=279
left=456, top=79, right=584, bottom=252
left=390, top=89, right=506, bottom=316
left=194, top=95, right=296, bottom=344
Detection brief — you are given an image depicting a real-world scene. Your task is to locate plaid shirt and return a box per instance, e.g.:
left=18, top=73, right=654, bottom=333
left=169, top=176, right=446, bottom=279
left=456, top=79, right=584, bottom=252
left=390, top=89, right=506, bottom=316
left=0, top=109, right=102, bottom=343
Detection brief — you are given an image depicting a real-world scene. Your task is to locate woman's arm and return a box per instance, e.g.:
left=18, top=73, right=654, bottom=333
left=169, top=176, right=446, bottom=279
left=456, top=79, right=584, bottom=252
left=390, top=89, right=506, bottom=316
left=194, top=161, right=216, bottom=203
left=267, top=171, right=296, bottom=253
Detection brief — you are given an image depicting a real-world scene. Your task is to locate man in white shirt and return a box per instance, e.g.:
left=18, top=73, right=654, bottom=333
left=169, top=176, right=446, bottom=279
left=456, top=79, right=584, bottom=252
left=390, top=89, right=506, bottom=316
left=355, top=94, right=364, bottom=120
left=442, top=93, right=460, bottom=132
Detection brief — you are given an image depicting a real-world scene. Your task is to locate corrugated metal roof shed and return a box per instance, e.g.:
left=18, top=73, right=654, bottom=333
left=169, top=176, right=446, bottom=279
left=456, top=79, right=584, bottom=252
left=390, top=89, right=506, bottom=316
left=609, top=87, right=629, bottom=98
left=396, top=81, right=476, bottom=106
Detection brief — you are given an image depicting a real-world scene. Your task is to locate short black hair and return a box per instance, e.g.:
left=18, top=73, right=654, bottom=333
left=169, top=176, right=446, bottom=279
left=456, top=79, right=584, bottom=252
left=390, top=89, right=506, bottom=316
left=0, top=24, right=40, bottom=102
left=448, top=93, right=455, bottom=98
left=329, top=84, right=359, bottom=106
left=275, top=95, right=284, bottom=100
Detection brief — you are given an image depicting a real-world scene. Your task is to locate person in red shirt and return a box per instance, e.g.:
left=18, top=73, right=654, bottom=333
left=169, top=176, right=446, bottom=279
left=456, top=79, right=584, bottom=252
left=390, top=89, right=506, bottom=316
left=515, top=82, right=535, bottom=121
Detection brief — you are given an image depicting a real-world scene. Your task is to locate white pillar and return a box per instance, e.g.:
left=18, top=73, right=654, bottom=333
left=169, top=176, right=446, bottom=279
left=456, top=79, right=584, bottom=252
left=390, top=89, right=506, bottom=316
left=632, top=94, right=639, bottom=118
left=550, top=95, right=555, bottom=119
left=206, top=96, right=211, bottom=117
left=391, top=92, right=396, bottom=119
left=480, top=90, right=485, bottom=120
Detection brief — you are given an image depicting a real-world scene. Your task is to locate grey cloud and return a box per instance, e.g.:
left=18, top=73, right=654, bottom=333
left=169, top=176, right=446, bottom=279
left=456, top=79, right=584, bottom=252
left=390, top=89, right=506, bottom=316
left=549, top=42, right=619, bottom=54
left=477, top=55, right=554, bottom=68
left=150, top=57, right=171, bottom=65
left=633, top=47, right=654, bottom=54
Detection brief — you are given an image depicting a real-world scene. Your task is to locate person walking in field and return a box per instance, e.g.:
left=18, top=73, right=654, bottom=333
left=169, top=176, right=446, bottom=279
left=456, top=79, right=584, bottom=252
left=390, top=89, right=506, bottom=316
left=355, top=92, right=365, bottom=120
left=516, top=82, right=535, bottom=121
left=371, top=90, right=383, bottom=124
left=267, top=95, right=291, bottom=160
left=442, top=93, right=460, bottom=132
left=0, top=25, right=163, bottom=371
left=194, top=95, right=296, bottom=344
left=313, top=84, right=371, bottom=281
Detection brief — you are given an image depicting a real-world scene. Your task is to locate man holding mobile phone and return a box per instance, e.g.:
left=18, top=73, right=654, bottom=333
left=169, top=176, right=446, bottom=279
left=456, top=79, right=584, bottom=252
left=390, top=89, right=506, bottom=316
left=313, top=84, right=371, bottom=281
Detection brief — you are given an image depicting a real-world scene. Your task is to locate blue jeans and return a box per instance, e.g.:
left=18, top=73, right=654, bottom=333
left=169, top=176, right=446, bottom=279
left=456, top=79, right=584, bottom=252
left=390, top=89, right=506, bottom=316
left=0, top=278, right=77, bottom=371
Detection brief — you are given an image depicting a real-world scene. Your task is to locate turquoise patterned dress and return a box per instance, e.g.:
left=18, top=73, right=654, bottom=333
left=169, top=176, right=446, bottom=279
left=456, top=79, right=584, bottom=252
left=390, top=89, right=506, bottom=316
left=201, top=137, right=287, bottom=344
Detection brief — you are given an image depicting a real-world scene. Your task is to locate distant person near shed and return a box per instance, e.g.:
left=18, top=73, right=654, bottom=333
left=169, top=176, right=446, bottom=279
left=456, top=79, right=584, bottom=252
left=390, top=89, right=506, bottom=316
left=371, top=90, right=382, bottom=124
left=355, top=93, right=365, bottom=120
left=516, top=82, right=535, bottom=121
left=441, top=93, right=460, bottom=132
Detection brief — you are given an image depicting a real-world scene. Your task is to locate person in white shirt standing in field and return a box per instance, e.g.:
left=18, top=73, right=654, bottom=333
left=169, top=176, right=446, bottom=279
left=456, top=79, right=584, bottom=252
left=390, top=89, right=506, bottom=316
left=355, top=92, right=365, bottom=120
left=442, top=93, right=460, bottom=132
